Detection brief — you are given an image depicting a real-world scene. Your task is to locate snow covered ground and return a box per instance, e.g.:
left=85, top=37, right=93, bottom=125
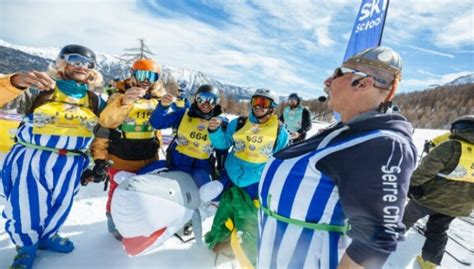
left=0, top=123, right=472, bottom=268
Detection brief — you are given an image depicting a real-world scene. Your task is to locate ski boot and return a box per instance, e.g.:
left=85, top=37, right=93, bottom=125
left=38, top=234, right=75, bottom=253
left=106, top=212, right=122, bottom=241
left=416, top=255, right=438, bottom=269
left=10, top=244, right=38, bottom=269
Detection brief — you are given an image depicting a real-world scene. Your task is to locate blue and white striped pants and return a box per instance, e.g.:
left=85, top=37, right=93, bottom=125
left=1, top=144, right=89, bottom=246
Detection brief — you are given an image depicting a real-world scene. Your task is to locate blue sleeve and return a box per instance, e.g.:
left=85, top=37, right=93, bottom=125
left=149, top=104, right=185, bottom=130
left=97, top=96, right=107, bottom=112
left=318, top=136, right=416, bottom=268
left=185, top=99, right=191, bottom=109
left=209, top=117, right=237, bottom=150
left=273, top=125, right=289, bottom=153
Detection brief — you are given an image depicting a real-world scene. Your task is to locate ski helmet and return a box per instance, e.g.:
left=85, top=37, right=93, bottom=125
left=59, top=44, right=96, bottom=61
left=131, top=58, right=160, bottom=73
left=288, top=93, right=301, bottom=105
left=451, top=115, right=474, bottom=134
left=194, top=85, right=220, bottom=105
left=252, top=88, right=279, bottom=107
left=343, top=46, right=402, bottom=90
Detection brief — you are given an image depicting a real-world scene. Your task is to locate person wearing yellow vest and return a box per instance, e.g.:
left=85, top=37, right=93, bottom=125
left=403, top=115, right=474, bottom=269
left=147, top=84, right=225, bottom=188
left=1, top=44, right=105, bottom=269
left=204, top=88, right=289, bottom=267
left=82, top=58, right=166, bottom=241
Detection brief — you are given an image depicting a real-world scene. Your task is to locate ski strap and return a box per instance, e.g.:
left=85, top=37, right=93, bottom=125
left=17, top=139, right=88, bottom=158
left=261, top=195, right=348, bottom=234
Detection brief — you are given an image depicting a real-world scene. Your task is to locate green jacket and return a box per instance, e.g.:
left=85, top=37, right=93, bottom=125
left=411, top=131, right=474, bottom=217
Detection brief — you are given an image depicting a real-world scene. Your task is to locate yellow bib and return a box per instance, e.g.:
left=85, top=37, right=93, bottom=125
left=431, top=132, right=451, bottom=148
left=175, top=99, right=185, bottom=108
left=120, top=99, right=158, bottom=139
left=438, top=140, right=474, bottom=183
left=175, top=110, right=213, bottom=159
left=233, top=115, right=279, bottom=163
left=32, top=88, right=97, bottom=137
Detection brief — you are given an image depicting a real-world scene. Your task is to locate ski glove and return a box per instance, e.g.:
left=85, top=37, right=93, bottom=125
left=81, top=159, right=110, bottom=186
left=408, top=185, right=424, bottom=200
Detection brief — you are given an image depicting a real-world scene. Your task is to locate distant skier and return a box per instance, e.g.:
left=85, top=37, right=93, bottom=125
left=403, top=115, right=474, bottom=269
left=204, top=88, right=289, bottom=267
left=82, top=58, right=166, bottom=241
left=1, top=44, right=105, bottom=269
left=257, top=46, right=417, bottom=268
left=280, top=92, right=312, bottom=143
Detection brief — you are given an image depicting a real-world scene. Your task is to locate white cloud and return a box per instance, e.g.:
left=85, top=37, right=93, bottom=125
left=401, top=71, right=473, bottom=90
left=435, top=13, right=474, bottom=48
left=405, top=45, right=454, bottom=58
left=385, top=0, right=474, bottom=49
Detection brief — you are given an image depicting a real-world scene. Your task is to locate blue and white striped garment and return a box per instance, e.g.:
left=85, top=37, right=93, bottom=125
left=16, top=115, right=94, bottom=151
left=257, top=130, right=409, bottom=269
left=1, top=143, right=89, bottom=246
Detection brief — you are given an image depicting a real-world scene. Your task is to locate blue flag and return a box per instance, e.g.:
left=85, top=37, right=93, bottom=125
left=343, top=0, right=390, bottom=61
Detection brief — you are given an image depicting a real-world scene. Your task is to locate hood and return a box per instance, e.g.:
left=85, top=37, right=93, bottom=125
left=346, top=111, right=414, bottom=140
left=276, top=110, right=417, bottom=159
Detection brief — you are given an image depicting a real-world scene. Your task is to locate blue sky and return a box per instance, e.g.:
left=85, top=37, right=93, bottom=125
left=1, top=0, right=473, bottom=98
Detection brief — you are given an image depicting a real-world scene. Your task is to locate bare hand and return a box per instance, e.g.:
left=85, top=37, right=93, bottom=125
left=10, top=71, right=55, bottom=91
left=208, top=117, right=222, bottom=131
left=291, top=132, right=300, bottom=139
left=160, top=93, right=175, bottom=107
left=122, top=87, right=146, bottom=105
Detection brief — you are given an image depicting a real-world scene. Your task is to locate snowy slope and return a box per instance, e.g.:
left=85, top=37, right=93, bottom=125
left=0, top=126, right=472, bottom=268
left=0, top=39, right=253, bottom=99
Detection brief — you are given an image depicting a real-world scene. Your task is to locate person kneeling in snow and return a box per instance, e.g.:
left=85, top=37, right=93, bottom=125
left=147, top=84, right=226, bottom=189
left=204, top=88, right=289, bottom=267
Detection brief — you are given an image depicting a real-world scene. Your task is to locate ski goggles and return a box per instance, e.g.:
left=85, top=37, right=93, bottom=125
left=251, top=96, right=272, bottom=108
left=132, top=70, right=160, bottom=83
left=195, top=92, right=218, bottom=105
left=452, top=121, right=474, bottom=132
left=63, top=54, right=96, bottom=69
left=331, top=67, right=369, bottom=79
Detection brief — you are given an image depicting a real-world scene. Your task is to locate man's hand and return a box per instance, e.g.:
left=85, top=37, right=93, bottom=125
left=208, top=117, right=222, bottom=131
left=122, top=87, right=146, bottom=105
left=10, top=71, right=55, bottom=91
left=160, top=93, right=175, bottom=107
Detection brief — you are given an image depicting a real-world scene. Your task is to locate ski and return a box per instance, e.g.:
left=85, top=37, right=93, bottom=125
left=445, top=238, right=472, bottom=266
left=412, top=222, right=472, bottom=266
left=459, top=217, right=474, bottom=226
left=448, top=233, right=474, bottom=253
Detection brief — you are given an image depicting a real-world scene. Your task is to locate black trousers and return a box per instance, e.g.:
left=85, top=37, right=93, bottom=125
left=402, top=200, right=455, bottom=265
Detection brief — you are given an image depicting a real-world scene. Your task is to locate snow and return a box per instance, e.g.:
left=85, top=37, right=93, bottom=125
left=0, top=124, right=472, bottom=268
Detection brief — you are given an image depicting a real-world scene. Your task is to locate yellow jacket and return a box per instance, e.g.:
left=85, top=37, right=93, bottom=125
left=0, top=74, right=24, bottom=107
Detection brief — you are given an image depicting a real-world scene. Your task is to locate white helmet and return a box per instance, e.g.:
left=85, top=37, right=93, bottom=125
left=252, top=88, right=279, bottom=107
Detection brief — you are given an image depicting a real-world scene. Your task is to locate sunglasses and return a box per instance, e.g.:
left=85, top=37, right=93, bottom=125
left=331, top=67, right=369, bottom=79
left=251, top=96, right=272, bottom=108
left=63, top=54, right=96, bottom=69
left=195, top=92, right=218, bottom=105
left=132, top=70, right=160, bottom=83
